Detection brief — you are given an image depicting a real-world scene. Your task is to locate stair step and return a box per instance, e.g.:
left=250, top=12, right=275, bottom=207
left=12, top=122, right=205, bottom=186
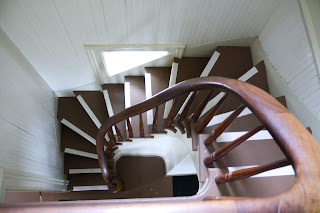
left=198, top=132, right=287, bottom=183
left=172, top=57, right=211, bottom=117
left=68, top=173, right=107, bottom=189
left=200, top=46, right=254, bottom=116
left=58, top=97, right=97, bottom=138
left=64, top=154, right=99, bottom=174
left=102, top=84, right=127, bottom=140
left=145, top=67, right=171, bottom=132
left=124, top=76, right=148, bottom=137
left=73, top=91, right=109, bottom=125
left=116, top=156, right=172, bottom=194
left=246, top=60, right=270, bottom=93
left=202, top=96, right=287, bottom=133
left=60, top=125, right=96, bottom=154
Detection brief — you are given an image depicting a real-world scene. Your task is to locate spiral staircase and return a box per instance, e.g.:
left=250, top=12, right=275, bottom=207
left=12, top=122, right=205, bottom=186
left=5, top=44, right=310, bottom=213
left=56, top=46, right=295, bottom=197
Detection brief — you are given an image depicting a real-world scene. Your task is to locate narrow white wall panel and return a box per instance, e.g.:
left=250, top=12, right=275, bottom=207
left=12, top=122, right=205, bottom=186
left=0, top=28, right=65, bottom=191
left=0, top=0, right=279, bottom=94
left=259, top=0, right=320, bottom=118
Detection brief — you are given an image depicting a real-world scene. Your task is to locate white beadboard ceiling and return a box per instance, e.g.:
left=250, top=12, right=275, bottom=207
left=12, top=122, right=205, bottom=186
left=0, top=0, right=279, bottom=92
left=259, top=0, right=320, bottom=118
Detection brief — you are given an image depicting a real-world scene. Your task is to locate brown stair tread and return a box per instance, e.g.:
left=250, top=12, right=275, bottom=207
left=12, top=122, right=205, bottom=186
left=173, top=57, right=210, bottom=117
left=247, top=60, right=270, bottom=93
left=174, top=47, right=254, bottom=119
left=73, top=91, right=109, bottom=125
left=58, top=97, right=98, bottom=138
left=202, top=96, right=287, bottom=133
left=116, top=156, right=172, bottom=196
left=60, top=125, right=96, bottom=154
left=198, top=133, right=287, bottom=183
left=199, top=134, right=286, bottom=168
left=145, top=67, right=171, bottom=132
left=64, top=154, right=99, bottom=174
left=68, top=173, right=106, bottom=188
left=102, top=84, right=126, bottom=139
left=124, top=76, right=148, bottom=137
left=198, top=46, right=254, bottom=117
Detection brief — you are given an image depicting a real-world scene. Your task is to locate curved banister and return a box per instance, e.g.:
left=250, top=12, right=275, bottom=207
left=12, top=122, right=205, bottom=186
left=96, top=77, right=320, bottom=211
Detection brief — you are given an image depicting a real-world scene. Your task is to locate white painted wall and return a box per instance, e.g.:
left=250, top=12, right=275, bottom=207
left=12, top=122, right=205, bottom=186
left=259, top=0, right=320, bottom=118
left=0, top=0, right=279, bottom=94
left=251, top=38, right=320, bottom=143
left=0, top=27, right=66, bottom=191
left=299, top=0, right=320, bottom=80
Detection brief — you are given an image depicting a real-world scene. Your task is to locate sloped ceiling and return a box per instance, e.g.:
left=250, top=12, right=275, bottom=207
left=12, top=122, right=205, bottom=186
left=0, top=0, right=278, bottom=92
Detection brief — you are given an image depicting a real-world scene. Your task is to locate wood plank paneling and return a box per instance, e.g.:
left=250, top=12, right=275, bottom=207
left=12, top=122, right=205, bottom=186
left=0, top=0, right=279, bottom=93
left=0, top=28, right=65, bottom=191
left=259, top=0, right=320, bottom=118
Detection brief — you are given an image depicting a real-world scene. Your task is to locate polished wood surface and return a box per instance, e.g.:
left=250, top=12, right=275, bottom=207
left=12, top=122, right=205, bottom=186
left=177, top=91, right=197, bottom=122
left=204, top=104, right=246, bottom=146
left=204, top=125, right=265, bottom=165
left=126, top=119, right=133, bottom=138
left=152, top=107, right=158, bottom=133
left=203, top=196, right=250, bottom=201
left=107, top=131, right=116, bottom=146
left=196, top=93, right=229, bottom=133
left=114, top=125, right=123, bottom=141
left=139, top=114, right=145, bottom=137
left=215, top=159, right=290, bottom=184
left=90, top=76, right=320, bottom=211
left=192, top=90, right=214, bottom=122
left=165, top=98, right=177, bottom=128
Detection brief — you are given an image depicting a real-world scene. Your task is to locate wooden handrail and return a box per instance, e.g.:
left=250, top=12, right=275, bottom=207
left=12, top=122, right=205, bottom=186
left=204, top=125, right=265, bottom=165
left=203, top=196, right=250, bottom=201
left=203, top=104, right=246, bottom=146
left=94, top=77, right=320, bottom=211
left=215, top=159, right=290, bottom=184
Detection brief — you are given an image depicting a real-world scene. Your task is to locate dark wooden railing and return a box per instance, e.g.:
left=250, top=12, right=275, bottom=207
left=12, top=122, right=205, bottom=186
left=192, top=90, right=214, bottom=122
left=196, top=93, right=229, bottom=133
left=5, top=76, right=320, bottom=212
left=126, top=118, right=133, bottom=138
left=215, top=159, right=290, bottom=183
left=93, top=77, right=320, bottom=212
left=204, top=125, right=265, bottom=165
left=152, top=106, right=158, bottom=133
left=139, top=114, right=144, bottom=137
left=203, top=104, right=246, bottom=146
left=114, top=125, right=123, bottom=141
